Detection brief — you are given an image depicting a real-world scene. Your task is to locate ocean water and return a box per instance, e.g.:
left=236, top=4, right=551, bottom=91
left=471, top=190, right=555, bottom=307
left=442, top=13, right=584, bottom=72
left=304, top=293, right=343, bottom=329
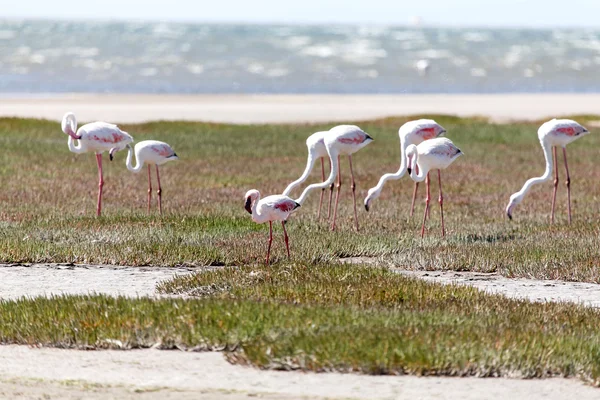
left=1, top=19, right=600, bottom=94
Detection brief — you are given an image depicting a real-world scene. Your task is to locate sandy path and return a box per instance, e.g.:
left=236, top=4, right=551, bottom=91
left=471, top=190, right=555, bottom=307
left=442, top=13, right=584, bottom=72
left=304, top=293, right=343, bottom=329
left=2, top=93, right=600, bottom=124
left=0, top=345, right=598, bottom=400
left=0, top=263, right=196, bottom=299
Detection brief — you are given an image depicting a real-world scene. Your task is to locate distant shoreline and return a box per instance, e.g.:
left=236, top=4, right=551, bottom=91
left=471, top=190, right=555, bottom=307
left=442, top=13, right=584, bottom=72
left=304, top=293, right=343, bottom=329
left=1, top=93, right=599, bottom=124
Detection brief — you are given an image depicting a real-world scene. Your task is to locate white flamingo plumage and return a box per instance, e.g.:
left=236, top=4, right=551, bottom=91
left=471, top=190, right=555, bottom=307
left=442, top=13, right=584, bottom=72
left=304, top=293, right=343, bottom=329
left=245, top=190, right=301, bottom=265
left=61, top=112, right=133, bottom=216
left=114, top=140, right=179, bottom=214
left=406, top=137, right=463, bottom=237
left=505, top=119, right=589, bottom=223
left=364, top=119, right=446, bottom=214
left=282, top=130, right=332, bottom=219
left=296, top=125, right=373, bottom=231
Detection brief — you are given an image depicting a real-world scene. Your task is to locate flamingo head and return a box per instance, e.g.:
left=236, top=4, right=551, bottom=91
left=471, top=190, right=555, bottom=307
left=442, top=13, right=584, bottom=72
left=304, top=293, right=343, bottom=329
left=505, top=193, right=522, bottom=220
left=109, top=143, right=131, bottom=161
left=244, top=189, right=260, bottom=214
left=61, top=112, right=81, bottom=140
left=405, top=144, right=418, bottom=175
left=364, top=187, right=378, bottom=212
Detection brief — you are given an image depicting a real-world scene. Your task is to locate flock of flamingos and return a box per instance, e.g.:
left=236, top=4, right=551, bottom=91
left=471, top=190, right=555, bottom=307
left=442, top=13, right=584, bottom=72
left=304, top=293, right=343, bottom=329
left=61, top=112, right=590, bottom=264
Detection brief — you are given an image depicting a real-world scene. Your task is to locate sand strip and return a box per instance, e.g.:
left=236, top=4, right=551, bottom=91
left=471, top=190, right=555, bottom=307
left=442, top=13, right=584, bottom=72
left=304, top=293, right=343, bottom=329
left=2, top=93, right=600, bottom=124
left=0, top=345, right=598, bottom=400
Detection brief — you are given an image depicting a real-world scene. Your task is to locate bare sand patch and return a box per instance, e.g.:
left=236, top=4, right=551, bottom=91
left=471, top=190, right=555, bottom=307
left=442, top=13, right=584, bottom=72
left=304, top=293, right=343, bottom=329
left=2, top=93, right=600, bottom=124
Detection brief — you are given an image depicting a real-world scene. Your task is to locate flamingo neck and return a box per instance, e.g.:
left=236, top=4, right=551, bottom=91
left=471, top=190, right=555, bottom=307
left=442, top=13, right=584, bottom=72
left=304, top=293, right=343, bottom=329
left=507, top=141, right=554, bottom=209
left=67, top=135, right=85, bottom=154
left=296, top=150, right=339, bottom=205
left=365, top=138, right=409, bottom=203
left=409, top=153, right=428, bottom=182
left=125, top=145, right=144, bottom=173
left=283, top=151, right=317, bottom=196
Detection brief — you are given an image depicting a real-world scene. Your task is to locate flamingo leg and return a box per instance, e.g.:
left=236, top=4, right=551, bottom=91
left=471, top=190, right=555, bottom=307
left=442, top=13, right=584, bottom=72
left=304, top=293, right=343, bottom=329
left=438, top=169, right=445, bottom=237
left=96, top=153, right=104, bottom=217
left=147, top=165, right=152, bottom=214
left=281, top=221, right=291, bottom=258
left=156, top=165, right=163, bottom=215
left=550, top=146, right=558, bottom=224
left=327, top=157, right=334, bottom=219
left=266, top=221, right=273, bottom=265
left=421, top=173, right=431, bottom=238
left=410, top=165, right=420, bottom=217
left=331, top=156, right=342, bottom=231
left=563, top=147, right=571, bottom=224
left=348, top=155, right=359, bottom=231
left=317, top=157, right=325, bottom=220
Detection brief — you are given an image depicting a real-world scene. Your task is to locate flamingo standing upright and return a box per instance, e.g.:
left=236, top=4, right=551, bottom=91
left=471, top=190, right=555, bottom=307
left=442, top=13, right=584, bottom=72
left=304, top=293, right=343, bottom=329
left=61, top=112, right=133, bottom=216
left=406, top=137, right=463, bottom=237
left=296, top=125, right=373, bottom=231
left=111, top=140, right=179, bottom=214
left=505, top=119, right=589, bottom=223
left=245, top=189, right=301, bottom=265
left=282, top=131, right=332, bottom=219
left=364, top=119, right=446, bottom=214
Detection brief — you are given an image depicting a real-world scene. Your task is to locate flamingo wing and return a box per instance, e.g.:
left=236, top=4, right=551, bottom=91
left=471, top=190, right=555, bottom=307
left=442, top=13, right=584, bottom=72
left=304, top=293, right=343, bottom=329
left=80, top=122, right=133, bottom=145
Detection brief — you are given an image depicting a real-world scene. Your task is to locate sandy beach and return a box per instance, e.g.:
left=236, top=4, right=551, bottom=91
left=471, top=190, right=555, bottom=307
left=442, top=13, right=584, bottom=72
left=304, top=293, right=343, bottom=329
left=2, top=93, right=600, bottom=124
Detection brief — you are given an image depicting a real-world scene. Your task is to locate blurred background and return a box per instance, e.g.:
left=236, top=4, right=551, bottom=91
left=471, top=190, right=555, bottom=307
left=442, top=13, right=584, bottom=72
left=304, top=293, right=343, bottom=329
left=1, top=0, right=599, bottom=94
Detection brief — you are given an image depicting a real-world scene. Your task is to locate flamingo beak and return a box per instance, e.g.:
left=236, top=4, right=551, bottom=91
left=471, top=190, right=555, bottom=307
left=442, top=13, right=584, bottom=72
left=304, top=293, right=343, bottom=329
left=365, top=200, right=370, bottom=212
left=407, top=167, right=412, bottom=175
left=244, top=197, right=252, bottom=214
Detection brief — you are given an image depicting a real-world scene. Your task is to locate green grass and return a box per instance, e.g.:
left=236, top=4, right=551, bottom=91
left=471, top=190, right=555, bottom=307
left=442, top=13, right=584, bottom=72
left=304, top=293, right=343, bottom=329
left=1, top=116, right=600, bottom=281
left=3, top=263, right=600, bottom=384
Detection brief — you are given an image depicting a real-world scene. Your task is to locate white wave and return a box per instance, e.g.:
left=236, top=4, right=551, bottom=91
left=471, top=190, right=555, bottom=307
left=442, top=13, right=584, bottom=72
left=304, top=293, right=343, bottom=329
left=140, top=68, right=158, bottom=77
left=470, top=68, right=487, bottom=77
left=462, top=32, right=491, bottom=42
left=302, top=45, right=336, bottom=58
left=187, top=64, right=204, bottom=74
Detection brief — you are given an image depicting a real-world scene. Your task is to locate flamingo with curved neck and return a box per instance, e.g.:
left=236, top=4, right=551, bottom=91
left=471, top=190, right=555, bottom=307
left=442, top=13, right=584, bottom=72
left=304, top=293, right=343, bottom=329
left=364, top=119, right=446, bottom=214
left=61, top=112, right=133, bottom=216
left=505, top=119, right=589, bottom=223
left=406, top=137, right=463, bottom=237
left=295, top=125, right=373, bottom=231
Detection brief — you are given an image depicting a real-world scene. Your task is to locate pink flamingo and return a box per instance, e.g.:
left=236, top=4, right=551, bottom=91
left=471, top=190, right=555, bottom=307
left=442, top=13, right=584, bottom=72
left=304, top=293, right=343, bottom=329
left=61, top=112, right=133, bottom=216
left=506, top=119, right=589, bottom=223
left=406, top=137, right=463, bottom=237
left=112, top=140, right=179, bottom=214
left=364, top=119, right=446, bottom=214
left=283, top=131, right=332, bottom=219
left=245, top=190, right=301, bottom=265
left=296, top=125, right=373, bottom=231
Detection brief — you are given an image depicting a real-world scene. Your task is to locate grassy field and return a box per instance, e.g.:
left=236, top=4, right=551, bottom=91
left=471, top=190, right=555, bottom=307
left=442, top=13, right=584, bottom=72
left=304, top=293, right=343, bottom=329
left=2, top=116, right=600, bottom=382
left=1, top=116, right=600, bottom=280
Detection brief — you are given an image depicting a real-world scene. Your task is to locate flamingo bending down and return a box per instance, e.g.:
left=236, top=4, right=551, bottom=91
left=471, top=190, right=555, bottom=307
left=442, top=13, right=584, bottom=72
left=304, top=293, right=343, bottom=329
left=505, top=119, right=589, bottom=223
left=296, top=125, right=373, bottom=231
left=364, top=119, right=446, bottom=214
left=406, top=137, right=463, bottom=237
left=282, top=131, right=332, bottom=219
left=245, top=190, right=301, bottom=265
left=61, top=112, right=133, bottom=216
left=112, top=140, right=179, bottom=214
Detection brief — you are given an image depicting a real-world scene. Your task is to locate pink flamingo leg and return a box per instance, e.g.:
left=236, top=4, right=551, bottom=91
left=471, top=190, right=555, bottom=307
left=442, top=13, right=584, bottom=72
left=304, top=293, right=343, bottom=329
left=421, top=173, right=431, bottom=238
left=410, top=165, right=420, bottom=217
left=317, top=157, right=325, bottom=220
left=331, top=155, right=342, bottom=231
left=425, top=172, right=431, bottom=220
left=563, top=147, right=571, bottom=224
left=95, top=153, right=104, bottom=217
left=550, top=146, right=558, bottom=224
left=438, top=169, right=445, bottom=237
left=327, top=157, right=334, bottom=219
left=156, top=165, right=163, bottom=215
left=281, top=221, right=291, bottom=258
left=266, top=221, right=273, bottom=265
left=348, top=155, right=359, bottom=231
left=147, top=165, right=152, bottom=213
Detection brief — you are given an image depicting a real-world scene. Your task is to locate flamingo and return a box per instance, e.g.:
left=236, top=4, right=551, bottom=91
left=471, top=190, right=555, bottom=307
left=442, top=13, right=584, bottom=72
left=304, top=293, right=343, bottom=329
left=406, top=137, right=463, bottom=237
left=505, top=119, right=589, bottom=223
left=282, top=131, right=332, bottom=219
left=61, top=112, right=133, bottom=216
left=364, top=119, right=446, bottom=214
left=245, top=189, right=301, bottom=265
left=296, top=125, right=373, bottom=231
left=111, top=140, right=179, bottom=214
